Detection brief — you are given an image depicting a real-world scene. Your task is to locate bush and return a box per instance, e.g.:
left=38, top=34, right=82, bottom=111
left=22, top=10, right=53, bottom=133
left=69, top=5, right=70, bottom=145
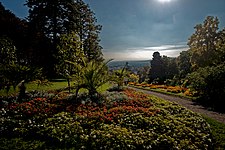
left=203, top=64, right=225, bottom=111
left=187, top=64, right=225, bottom=112
left=187, top=67, right=210, bottom=95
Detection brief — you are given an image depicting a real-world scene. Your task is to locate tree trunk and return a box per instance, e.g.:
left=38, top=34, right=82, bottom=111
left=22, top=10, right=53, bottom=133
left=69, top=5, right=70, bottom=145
left=67, top=78, right=71, bottom=93
left=89, top=88, right=98, bottom=103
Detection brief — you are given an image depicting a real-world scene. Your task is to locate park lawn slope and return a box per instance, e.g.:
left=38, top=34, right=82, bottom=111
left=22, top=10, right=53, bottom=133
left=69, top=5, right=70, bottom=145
left=0, top=88, right=213, bottom=149
left=0, top=81, right=111, bottom=96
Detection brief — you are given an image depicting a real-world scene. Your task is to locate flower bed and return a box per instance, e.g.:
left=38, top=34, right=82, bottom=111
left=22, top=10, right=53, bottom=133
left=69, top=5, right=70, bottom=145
left=128, top=82, right=195, bottom=97
left=0, top=89, right=213, bottom=149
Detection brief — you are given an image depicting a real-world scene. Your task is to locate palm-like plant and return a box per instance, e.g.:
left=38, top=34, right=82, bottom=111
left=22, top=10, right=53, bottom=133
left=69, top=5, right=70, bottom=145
left=111, top=63, right=130, bottom=89
left=68, top=58, right=112, bottom=102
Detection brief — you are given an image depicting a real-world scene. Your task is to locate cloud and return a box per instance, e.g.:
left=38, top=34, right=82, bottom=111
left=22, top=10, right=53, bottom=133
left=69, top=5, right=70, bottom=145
left=103, top=44, right=189, bottom=60
left=143, top=44, right=188, bottom=51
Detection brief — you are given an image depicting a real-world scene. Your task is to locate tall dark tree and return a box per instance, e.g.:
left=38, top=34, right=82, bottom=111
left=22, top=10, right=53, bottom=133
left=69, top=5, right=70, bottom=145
left=162, top=56, right=178, bottom=80
left=0, top=2, right=53, bottom=76
left=65, top=0, right=103, bottom=61
left=148, top=52, right=165, bottom=84
left=26, top=0, right=103, bottom=63
left=0, top=2, right=30, bottom=65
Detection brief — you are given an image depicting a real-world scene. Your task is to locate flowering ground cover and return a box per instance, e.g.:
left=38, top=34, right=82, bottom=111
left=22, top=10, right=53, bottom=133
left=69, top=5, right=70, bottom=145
left=128, top=82, right=196, bottom=97
left=0, top=88, right=213, bottom=149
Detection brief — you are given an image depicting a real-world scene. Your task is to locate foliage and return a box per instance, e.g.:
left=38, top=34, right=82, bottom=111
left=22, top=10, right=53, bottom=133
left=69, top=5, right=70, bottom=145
left=200, top=64, right=225, bottom=112
left=32, top=79, right=52, bottom=89
left=187, top=64, right=225, bottom=112
left=188, top=16, right=221, bottom=69
left=129, top=82, right=193, bottom=98
left=26, top=0, right=103, bottom=65
left=0, top=36, right=42, bottom=92
left=0, top=88, right=213, bottom=149
left=128, top=73, right=139, bottom=83
left=162, top=56, right=179, bottom=80
left=177, top=50, right=191, bottom=78
left=67, top=58, right=112, bottom=101
left=186, top=67, right=210, bottom=95
left=0, top=36, right=17, bottom=65
left=56, top=32, right=84, bottom=92
left=0, top=36, right=17, bottom=91
left=137, top=66, right=150, bottom=83
left=203, top=116, right=225, bottom=149
left=2, top=64, right=42, bottom=89
left=0, top=3, right=29, bottom=65
left=149, top=52, right=165, bottom=84
left=216, top=28, right=225, bottom=63
left=111, top=62, right=130, bottom=89
left=148, top=52, right=179, bottom=84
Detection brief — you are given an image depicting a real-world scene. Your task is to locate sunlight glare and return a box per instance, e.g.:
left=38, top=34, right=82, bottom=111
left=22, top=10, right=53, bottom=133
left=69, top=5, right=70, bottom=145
left=157, top=0, right=172, bottom=3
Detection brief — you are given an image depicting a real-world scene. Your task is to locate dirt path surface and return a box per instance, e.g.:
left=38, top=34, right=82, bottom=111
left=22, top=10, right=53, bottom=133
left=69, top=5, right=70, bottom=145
left=130, top=87, right=225, bottom=124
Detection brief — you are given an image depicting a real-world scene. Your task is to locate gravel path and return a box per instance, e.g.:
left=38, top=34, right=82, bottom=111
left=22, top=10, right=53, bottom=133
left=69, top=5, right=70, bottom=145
left=130, top=87, right=225, bottom=124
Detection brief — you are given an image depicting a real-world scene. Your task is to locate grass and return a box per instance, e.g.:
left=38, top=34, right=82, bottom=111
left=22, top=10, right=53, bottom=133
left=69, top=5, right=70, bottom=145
left=27, top=81, right=68, bottom=91
left=0, top=81, right=68, bottom=96
left=0, top=80, right=112, bottom=96
left=203, top=116, right=225, bottom=149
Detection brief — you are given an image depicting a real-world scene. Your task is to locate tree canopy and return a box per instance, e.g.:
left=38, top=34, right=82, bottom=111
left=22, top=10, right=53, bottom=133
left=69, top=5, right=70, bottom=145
left=188, top=16, right=221, bottom=69
left=26, top=0, right=103, bottom=62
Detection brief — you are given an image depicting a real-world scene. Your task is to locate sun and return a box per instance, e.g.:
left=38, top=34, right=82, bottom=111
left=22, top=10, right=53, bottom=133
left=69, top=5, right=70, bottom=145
left=157, top=0, right=172, bottom=3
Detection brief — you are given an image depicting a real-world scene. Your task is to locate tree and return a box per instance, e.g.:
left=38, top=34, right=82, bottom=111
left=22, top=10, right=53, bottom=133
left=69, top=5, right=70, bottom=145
left=187, top=64, right=225, bottom=112
left=216, top=28, right=225, bottom=63
left=0, top=2, right=30, bottom=65
left=203, top=64, right=225, bottom=112
left=188, top=16, right=220, bottom=69
left=74, top=0, right=103, bottom=61
left=177, top=50, right=191, bottom=78
left=149, top=52, right=165, bottom=84
left=137, top=66, right=150, bottom=83
left=0, top=36, right=42, bottom=93
left=185, top=17, right=225, bottom=112
left=26, top=0, right=103, bottom=66
left=0, top=36, right=17, bottom=90
left=0, top=36, right=17, bottom=65
left=162, top=56, right=178, bottom=80
left=56, top=32, right=84, bottom=93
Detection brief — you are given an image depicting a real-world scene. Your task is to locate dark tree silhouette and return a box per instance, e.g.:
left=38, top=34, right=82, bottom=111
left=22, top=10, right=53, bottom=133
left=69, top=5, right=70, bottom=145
left=26, top=0, right=103, bottom=64
left=149, top=52, right=165, bottom=84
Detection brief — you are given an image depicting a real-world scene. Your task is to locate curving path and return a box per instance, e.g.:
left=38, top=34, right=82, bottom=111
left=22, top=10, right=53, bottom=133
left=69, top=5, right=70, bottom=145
left=129, top=87, right=225, bottom=124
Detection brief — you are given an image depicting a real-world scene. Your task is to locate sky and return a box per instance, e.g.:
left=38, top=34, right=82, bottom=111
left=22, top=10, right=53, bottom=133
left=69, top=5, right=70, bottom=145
left=1, top=0, right=225, bottom=60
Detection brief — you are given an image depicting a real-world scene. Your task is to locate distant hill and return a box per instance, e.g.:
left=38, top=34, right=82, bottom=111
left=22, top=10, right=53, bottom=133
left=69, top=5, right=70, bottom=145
left=107, top=60, right=150, bottom=68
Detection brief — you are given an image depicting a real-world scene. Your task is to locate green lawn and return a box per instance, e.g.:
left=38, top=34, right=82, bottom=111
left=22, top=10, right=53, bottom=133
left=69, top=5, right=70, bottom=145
left=0, top=81, right=68, bottom=96
left=0, top=80, right=112, bottom=96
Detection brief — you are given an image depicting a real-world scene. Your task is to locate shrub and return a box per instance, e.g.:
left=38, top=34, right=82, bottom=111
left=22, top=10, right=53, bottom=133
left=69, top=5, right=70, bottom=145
left=203, top=64, right=225, bottom=112
left=187, top=64, right=225, bottom=112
